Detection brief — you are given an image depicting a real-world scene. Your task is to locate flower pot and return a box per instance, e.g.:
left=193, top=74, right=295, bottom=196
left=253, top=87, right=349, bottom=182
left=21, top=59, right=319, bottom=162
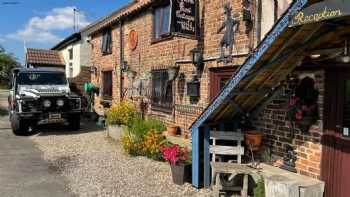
left=170, top=163, right=191, bottom=185
left=167, top=125, right=178, bottom=136
left=244, top=131, right=263, bottom=151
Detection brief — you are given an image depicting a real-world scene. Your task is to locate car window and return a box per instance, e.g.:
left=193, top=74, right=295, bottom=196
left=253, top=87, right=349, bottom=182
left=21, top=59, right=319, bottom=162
left=17, top=72, right=67, bottom=85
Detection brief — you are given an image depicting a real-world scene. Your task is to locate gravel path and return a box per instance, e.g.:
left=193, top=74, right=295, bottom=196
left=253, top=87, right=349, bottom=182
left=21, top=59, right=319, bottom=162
left=30, top=125, right=213, bottom=197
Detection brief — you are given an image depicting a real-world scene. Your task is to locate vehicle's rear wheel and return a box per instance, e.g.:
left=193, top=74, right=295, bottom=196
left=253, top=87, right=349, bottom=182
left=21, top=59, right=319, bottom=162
left=68, top=115, right=80, bottom=131
left=11, top=114, right=29, bottom=136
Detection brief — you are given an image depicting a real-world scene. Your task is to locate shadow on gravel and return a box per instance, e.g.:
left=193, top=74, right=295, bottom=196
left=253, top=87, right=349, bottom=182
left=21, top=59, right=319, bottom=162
left=35, top=117, right=105, bottom=136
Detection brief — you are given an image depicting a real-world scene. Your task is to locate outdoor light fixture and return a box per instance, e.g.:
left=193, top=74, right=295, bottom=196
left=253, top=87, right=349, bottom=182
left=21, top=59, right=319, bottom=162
left=338, top=40, right=350, bottom=63
left=190, top=48, right=203, bottom=70
left=310, top=54, right=321, bottom=59
left=90, top=66, right=98, bottom=76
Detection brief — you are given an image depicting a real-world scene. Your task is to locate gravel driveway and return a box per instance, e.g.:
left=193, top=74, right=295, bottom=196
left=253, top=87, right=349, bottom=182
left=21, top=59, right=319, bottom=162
left=30, top=121, right=212, bottom=197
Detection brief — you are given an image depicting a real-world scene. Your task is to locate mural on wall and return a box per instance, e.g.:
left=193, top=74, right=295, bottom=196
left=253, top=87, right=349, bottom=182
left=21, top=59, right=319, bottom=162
left=217, top=3, right=240, bottom=62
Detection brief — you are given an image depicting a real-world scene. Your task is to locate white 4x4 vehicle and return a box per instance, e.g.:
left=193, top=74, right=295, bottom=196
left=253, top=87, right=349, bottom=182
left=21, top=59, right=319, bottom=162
left=8, top=68, right=81, bottom=135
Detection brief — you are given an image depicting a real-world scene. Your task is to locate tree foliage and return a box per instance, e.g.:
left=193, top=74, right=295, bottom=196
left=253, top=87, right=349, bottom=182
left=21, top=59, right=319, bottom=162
left=0, top=45, right=19, bottom=85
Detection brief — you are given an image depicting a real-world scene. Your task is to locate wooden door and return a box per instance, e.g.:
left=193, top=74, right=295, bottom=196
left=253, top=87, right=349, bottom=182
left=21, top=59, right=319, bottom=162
left=209, top=67, right=236, bottom=102
left=322, top=68, right=350, bottom=197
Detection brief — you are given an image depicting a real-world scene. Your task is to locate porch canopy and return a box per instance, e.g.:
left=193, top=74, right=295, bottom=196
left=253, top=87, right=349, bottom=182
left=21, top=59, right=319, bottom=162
left=191, top=0, right=350, bottom=188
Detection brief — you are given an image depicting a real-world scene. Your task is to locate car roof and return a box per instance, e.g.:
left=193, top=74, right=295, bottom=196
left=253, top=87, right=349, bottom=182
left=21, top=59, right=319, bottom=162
left=13, top=67, right=65, bottom=73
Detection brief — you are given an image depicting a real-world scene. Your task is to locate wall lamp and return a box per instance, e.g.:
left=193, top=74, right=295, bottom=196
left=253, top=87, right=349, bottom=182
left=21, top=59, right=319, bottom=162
left=190, top=48, right=204, bottom=70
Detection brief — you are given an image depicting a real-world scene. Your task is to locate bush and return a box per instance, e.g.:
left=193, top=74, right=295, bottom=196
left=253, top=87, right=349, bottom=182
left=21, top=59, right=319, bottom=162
left=105, top=101, right=137, bottom=126
left=121, top=115, right=167, bottom=160
left=254, top=178, right=265, bottom=197
left=140, top=129, right=166, bottom=160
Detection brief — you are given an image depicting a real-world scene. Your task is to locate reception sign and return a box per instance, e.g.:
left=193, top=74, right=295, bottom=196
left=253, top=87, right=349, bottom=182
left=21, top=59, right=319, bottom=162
left=172, top=0, right=198, bottom=38
left=290, top=0, right=350, bottom=27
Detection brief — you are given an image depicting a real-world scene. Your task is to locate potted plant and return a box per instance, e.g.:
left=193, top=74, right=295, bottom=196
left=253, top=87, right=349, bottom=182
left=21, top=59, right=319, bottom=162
left=162, top=144, right=192, bottom=185
left=105, top=101, right=137, bottom=141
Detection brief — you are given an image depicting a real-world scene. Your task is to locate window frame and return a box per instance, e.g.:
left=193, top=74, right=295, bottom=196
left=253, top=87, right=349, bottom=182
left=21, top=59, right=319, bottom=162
left=152, top=2, right=172, bottom=42
left=151, top=69, right=173, bottom=113
left=101, top=70, right=113, bottom=101
left=101, top=29, right=112, bottom=55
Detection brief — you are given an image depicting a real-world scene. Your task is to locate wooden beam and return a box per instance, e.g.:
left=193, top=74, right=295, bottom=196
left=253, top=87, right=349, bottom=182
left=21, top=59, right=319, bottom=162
left=203, top=126, right=210, bottom=188
left=191, top=127, right=200, bottom=188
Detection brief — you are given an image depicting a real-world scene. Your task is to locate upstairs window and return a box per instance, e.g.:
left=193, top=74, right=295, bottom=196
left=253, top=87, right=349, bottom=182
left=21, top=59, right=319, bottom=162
left=102, top=71, right=113, bottom=100
left=151, top=69, right=173, bottom=112
left=68, top=48, right=73, bottom=60
left=153, top=2, right=171, bottom=40
left=101, top=29, right=112, bottom=55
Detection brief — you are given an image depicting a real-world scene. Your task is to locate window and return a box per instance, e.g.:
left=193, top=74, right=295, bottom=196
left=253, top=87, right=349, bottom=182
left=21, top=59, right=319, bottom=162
left=151, top=69, right=173, bottom=111
left=101, top=29, right=112, bottom=54
left=209, top=67, right=236, bottom=101
left=69, top=63, right=73, bottom=78
left=68, top=48, right=73, bottom=60
left=102, top=71, right=113, bottom=100
left=153, top=2, right=171, bottom=40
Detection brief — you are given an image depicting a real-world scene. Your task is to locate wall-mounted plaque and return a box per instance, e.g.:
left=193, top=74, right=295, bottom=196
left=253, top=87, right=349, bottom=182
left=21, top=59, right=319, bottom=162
left=172, top=0, right=198, bottom=38
left=129, top=30, right=138, bottom=50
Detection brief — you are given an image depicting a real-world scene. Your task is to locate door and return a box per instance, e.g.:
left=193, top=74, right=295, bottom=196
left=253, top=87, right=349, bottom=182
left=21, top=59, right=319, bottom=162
left=209, top=67, right=236, bottom=101
left=322, top=68, right=350, bottom=197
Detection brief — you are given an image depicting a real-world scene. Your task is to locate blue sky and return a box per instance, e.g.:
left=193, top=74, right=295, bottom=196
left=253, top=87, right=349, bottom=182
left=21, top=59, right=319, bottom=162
left=0, top=0, right=130, bottom=64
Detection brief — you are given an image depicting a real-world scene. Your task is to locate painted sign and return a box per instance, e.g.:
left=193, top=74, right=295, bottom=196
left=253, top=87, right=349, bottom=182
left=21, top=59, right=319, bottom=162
left=129, top=30, right=138, bottom=51
left=290, top=0, right=350, bottom=27
left=172, top=0, right=197, bottom=37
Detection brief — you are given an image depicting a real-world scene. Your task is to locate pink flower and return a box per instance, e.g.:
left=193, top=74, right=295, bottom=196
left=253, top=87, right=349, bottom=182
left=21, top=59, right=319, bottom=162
left=289, top=97, right=300, bottom=107
left=161, top=144, right=190, bottom=165
left=295, top=111, right=303, bottom=120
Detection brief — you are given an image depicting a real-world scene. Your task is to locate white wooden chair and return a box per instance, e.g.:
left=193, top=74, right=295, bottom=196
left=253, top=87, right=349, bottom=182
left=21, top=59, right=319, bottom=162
left=210, top=131, right=245, bottom=196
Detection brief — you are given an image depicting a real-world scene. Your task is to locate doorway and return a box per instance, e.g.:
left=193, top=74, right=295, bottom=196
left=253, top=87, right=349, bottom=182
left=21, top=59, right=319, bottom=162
left=322, top=67, right=350, bottom=197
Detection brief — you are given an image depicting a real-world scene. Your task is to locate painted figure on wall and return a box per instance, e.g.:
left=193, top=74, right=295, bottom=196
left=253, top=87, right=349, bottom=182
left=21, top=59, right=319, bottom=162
left=217, top=4, right=240, bottom=62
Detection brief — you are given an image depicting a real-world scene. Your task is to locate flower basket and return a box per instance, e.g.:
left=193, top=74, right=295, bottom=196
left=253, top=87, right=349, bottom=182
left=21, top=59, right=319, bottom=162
left=170, top=163, right=192, bottom=185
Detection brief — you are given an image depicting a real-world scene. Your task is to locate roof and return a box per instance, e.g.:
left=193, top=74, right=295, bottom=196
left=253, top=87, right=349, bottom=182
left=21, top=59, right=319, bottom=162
left=51, top=32, right=81, bottom=50
left=190, top=0, right=341, bottom=130
left=26, top=48, right=65, bottom=67
left=85, top=0, right=156, bottom=35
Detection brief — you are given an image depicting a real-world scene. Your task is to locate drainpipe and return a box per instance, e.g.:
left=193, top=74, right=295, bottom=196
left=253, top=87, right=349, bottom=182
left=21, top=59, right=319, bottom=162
left=120, top=21, right=124, bottom=101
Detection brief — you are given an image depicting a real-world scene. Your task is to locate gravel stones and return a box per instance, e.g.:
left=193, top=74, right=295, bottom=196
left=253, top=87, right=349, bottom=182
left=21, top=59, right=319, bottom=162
left=30, top=128, right=212, bottom=197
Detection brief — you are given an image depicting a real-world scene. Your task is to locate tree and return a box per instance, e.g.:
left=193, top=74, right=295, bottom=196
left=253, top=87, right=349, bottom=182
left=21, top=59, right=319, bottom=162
left=0, top=45, right=20, bottom=85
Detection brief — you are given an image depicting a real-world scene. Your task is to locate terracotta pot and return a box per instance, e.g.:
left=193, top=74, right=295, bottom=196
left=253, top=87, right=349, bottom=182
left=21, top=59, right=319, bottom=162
left=167, top=125, right=178, bottom=136
left=170, top=163, right=192, bottom=185
left=244, top=131, right=263, bottom=151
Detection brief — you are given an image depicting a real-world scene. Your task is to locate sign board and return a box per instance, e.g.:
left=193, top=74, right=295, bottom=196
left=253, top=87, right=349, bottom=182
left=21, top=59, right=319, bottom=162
left=171, top=0, right=198, bottom=38
left=289, top=0, right=350, bottom=27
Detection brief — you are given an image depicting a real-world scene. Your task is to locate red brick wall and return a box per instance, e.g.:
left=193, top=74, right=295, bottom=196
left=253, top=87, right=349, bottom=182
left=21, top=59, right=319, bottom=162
left=253, top=69, right=324, bottom=179
left=91, top=0, right=252, bottom=135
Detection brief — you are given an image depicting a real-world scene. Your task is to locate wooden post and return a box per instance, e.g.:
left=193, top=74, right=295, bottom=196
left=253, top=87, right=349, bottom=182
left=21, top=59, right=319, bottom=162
left=204, top=126, right=210, bottom=188
left=192, top=126, right=200, bottom=188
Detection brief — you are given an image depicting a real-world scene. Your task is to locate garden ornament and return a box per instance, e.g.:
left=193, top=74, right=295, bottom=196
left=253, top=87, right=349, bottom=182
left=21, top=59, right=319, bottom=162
left=217, top=3, right=240, bottom=62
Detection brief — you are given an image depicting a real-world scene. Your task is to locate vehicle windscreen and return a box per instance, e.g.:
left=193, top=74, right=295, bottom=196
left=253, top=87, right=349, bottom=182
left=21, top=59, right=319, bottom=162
left=17, top=72, right=67, bottom=85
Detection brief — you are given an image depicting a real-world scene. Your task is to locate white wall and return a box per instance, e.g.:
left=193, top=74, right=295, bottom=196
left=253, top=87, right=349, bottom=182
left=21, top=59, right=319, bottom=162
left=260, top=0, right=292, bottom=40
left=60, top=42, right=81, bottom=78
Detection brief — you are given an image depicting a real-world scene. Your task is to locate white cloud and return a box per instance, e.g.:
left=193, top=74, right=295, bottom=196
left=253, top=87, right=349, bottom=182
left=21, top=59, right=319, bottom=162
left=7, top=6, right=90, bottom=44
left=0, top=38, right=5, bottom=43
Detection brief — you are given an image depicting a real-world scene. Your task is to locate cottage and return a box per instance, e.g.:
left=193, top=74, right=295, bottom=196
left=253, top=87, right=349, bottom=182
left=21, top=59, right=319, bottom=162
left=86, top=0, right=289, bottom=135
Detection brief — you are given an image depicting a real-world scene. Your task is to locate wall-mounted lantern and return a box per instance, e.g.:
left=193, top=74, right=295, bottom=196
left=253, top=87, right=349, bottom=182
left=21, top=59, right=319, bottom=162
left=167, top=66, right=180, bottom=81
left=337, top=40, right=350, bottom=63
left=190, top=48, right=203, bottom=70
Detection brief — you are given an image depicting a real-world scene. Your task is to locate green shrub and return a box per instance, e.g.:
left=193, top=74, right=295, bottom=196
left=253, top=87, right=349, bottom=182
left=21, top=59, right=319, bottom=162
left=143, top=117, right=166, bottom=133
left=254, top=178, right=265, bottom=197
left=105, top=101, right=137, bottom=126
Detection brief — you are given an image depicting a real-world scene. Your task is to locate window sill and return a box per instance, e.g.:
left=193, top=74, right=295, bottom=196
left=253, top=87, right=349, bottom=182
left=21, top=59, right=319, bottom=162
left=102, top=51, right=112, bottom=56
left=151, top=34, right=174, bottom=44
left=151, top=104, right=173, bottom=114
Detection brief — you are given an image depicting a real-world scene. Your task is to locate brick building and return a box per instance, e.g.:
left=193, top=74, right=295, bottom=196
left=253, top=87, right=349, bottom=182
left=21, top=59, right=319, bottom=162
left=83, top=0, right=348, bottom=194
left=86, top=0, right=290, bottom=133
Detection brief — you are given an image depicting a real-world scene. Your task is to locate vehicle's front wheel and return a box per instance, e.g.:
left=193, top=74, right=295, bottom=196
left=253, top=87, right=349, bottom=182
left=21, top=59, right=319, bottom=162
left=68, top=115, right=80, bottom=131
left=11, top=114, right=29, bottom=136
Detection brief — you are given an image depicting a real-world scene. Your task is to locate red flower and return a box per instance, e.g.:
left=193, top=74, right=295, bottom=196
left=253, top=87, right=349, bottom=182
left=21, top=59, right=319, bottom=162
left=161, top=144, right=190, bottom=165
left=301, top=105, right=309, bottom=112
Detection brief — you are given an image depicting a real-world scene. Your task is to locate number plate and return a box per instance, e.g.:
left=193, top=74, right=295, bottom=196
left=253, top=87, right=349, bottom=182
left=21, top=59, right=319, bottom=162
left=49, top=113, right=61, bottom=119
